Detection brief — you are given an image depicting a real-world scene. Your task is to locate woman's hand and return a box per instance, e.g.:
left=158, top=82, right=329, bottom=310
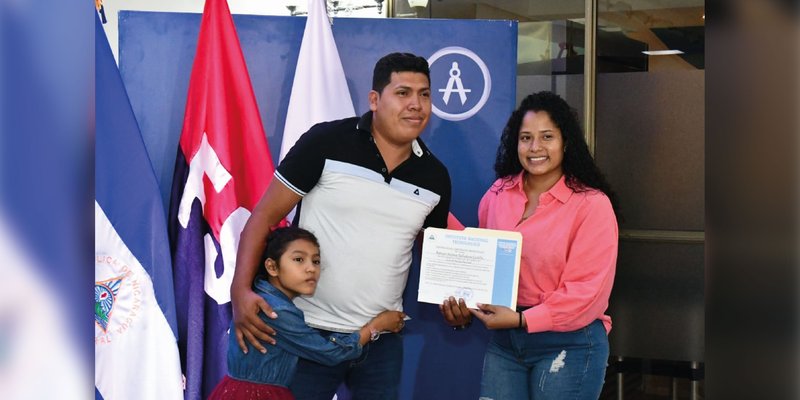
left=469, top=303, right=524, bottom=330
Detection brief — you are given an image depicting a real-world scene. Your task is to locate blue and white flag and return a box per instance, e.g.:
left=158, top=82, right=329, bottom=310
left=94, top=14, right=183, bottom=400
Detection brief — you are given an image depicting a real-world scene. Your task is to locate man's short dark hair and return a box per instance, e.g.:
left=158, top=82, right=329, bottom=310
left=371, top=52, right=430, bottom=93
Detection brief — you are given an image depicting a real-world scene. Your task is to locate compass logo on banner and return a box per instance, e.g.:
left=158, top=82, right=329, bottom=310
left=428, top=47, right=492, bottom=122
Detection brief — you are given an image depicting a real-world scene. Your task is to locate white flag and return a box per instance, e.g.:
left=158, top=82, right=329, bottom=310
left=280, top=0, right=356, bottom=161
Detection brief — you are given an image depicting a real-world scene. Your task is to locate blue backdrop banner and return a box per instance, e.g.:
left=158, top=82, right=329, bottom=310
left=120, top=12, right=517, bottom=400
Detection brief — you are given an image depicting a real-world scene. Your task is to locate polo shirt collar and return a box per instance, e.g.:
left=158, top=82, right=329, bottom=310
left=356, top=111, right=373, bottom=133
left=356, top=111, right=424, bottom=158
left=514, top=172, right=573, bottom=204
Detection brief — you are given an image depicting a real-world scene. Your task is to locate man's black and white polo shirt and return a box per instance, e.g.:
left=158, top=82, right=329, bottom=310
left=274, top=111, right=451, bottom=332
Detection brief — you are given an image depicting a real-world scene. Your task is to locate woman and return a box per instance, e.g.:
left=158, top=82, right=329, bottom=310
left=469, top=91, right=619, bottom=400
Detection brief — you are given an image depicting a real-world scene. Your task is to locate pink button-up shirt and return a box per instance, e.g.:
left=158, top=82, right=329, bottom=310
left=478, top=173, right=618, bottom=334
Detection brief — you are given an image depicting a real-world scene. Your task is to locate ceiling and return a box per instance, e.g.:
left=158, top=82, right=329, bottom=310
left=418, top=0, right=705, bottom=72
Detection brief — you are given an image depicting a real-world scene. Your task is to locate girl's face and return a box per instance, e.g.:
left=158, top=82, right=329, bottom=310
left=266, top=239, right=321, bottom=299
left=516, top=110, right=564, bottom=183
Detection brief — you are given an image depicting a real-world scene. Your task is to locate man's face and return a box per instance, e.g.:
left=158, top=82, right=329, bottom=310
left=369, top=71, right=431, bottom=147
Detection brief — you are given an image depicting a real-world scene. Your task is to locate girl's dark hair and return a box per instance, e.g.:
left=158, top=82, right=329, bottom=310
left=256, top=227, right=320, bottom=279
left=493, top=91, right=619, bottom=212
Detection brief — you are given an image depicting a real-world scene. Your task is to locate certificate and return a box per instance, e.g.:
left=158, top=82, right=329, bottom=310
left=418, top=227, right=522, bottom=309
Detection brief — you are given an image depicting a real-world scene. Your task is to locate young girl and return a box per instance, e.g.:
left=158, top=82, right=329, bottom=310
left=209, top=227, right=406, bottom=399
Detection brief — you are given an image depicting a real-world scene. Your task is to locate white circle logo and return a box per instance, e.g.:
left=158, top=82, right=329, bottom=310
left=428, top=47, right=492, bottom=121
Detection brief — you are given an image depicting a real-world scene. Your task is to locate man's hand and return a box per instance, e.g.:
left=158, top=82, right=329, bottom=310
left=439, top=296, right=472, bottom=328
left=469, top=303, right=521, bottom=330
left=230, top=179, right=301, bottom=354
left=231, top=288, right=277, bottom=354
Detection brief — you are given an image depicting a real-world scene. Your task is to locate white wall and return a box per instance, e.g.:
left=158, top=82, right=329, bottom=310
left=99, top=0, right=387, bottom=62
left=99, top=0, right=287, bottom=62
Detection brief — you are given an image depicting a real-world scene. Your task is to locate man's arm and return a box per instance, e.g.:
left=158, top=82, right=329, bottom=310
left=231, top=178, right=302, bottom=353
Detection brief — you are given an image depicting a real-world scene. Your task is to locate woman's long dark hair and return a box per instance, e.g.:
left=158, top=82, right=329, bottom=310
left=494, top=91, right=619, bottom=212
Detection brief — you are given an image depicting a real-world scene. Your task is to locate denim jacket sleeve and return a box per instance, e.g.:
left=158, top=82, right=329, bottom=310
left=267, top=304, right=363, bottom=366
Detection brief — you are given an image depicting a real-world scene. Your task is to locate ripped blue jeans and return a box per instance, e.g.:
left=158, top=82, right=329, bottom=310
left=479, top=319, right=608, bottom=400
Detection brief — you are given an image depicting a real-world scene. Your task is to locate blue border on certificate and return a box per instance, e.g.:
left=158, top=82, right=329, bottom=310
left=491, top=239, right=519, bottom=307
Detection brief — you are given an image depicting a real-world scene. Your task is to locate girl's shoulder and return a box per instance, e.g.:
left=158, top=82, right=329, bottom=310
left=254, top=280, right=300, bottom=312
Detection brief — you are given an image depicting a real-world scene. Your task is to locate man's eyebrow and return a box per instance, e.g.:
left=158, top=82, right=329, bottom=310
left=392, top=84, right=430, bottom=89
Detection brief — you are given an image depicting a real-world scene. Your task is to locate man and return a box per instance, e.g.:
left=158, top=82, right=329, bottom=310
left=230, top=52, right=470, bottom=400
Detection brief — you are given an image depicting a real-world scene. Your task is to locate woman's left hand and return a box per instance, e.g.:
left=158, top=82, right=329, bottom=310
left=469, top=303, right=523, bottom=330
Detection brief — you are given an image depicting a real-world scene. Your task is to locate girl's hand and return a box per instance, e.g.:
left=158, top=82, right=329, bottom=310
left=358, top=311, right=406, bottom=346
left=371, top=310, right=407, bottom=333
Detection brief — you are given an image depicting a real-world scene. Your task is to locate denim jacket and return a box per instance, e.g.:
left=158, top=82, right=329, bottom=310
left=226, top=279, right=364, bottom=386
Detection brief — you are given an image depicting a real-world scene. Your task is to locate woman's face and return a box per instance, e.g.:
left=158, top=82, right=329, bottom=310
left=516, top=110, right=564, bottom=182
